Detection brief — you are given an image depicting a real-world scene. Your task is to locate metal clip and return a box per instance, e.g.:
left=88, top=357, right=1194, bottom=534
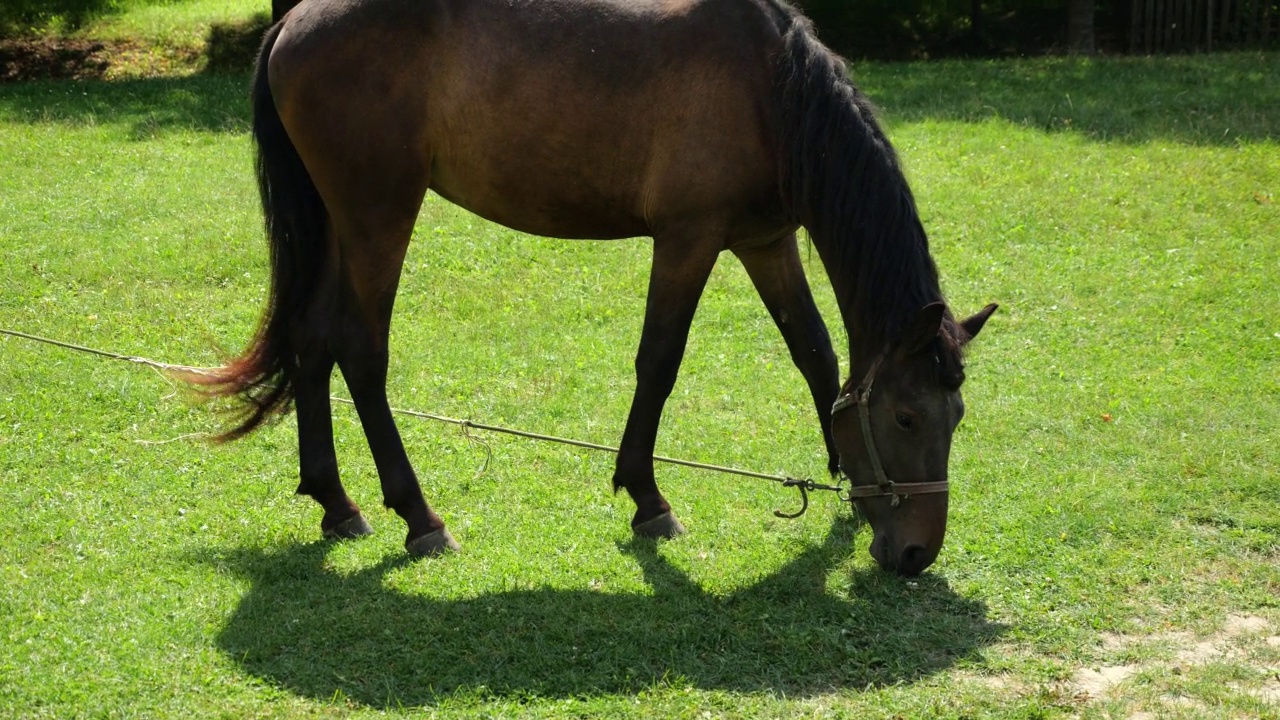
left=774, top=478, right=812, bottom=519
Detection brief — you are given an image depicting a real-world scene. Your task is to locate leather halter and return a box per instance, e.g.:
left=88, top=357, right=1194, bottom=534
left=831, top=354, right=950, bottom=507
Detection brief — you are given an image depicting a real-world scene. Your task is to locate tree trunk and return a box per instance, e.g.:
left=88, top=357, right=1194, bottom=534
left=971, top=0, right=984, bottom=41
left=272, top=0, right=302, bottom=23
left=1067, top=0, right=1097, bottom=53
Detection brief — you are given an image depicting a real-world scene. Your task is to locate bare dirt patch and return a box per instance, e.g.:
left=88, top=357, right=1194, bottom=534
left=1225, top=614, right=1271, bottom=636
left=959, top=671, right=1025, bottom=693
left=1, top=14, right=265, bottom=82
left=0, top=37, right=204, bottom=81
left=0, top=38, right=111, bottom=81
left=1069, top=613, right=1280, bottom=706
left=1254, top=675, right=1280, bottom=703
left=1072, top=664, right=1139, bottom=696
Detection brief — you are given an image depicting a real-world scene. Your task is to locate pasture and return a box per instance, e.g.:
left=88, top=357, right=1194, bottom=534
left=0, top=13, right=1277, bottom=718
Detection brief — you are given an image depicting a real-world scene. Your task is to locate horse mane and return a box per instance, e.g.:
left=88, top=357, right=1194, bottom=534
left=771, top=5, right=957, bottom=363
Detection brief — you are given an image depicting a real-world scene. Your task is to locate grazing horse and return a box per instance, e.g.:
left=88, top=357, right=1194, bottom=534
left=197, top=0, right=996, bottom=576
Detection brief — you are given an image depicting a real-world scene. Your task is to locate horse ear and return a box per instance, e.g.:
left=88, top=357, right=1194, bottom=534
left=958, top=303, right=999, bottom=344
left=899, top=302, right=947, bottom=356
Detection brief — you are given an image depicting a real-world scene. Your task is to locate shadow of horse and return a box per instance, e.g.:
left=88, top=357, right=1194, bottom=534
left=207, top=518, right=1005, bottom=707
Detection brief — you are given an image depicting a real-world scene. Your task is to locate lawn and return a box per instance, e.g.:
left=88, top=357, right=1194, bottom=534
left=0, top=7, right=1277, bottom=718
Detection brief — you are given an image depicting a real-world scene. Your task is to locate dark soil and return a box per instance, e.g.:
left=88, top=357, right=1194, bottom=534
left=0, top=14, right=270, bottom=82
left=0, top=37, right=112, bottom=82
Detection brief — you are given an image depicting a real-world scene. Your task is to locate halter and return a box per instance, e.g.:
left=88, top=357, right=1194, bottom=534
left=831, top=354, right=950, bottom=507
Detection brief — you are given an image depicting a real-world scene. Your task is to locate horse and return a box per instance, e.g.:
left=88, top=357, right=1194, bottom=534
left=194, top=0, right=997, bottom=576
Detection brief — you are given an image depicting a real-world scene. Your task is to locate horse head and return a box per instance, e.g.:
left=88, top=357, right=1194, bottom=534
left=832, top=302, right=997, bottom=576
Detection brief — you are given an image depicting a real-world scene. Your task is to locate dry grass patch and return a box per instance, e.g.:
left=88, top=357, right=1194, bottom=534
left=948, top=615, right=1280, bottom=717
left=1069, top=612, right=1280, bottom=717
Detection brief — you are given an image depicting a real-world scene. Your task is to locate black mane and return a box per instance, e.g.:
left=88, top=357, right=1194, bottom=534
left=772, top=7, right=952, bottom=356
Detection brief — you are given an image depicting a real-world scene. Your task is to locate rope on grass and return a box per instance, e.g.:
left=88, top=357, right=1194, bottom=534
left=0, top=327, right=844, bottom=513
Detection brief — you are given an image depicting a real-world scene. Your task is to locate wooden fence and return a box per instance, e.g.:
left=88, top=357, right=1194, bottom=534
left=1129, top=0, right=1278, bottom=52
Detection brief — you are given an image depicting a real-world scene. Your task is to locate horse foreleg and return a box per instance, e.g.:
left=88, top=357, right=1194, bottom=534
left=614, top=231, right=722, bottom=538
left=733, top=234, right=841, bottom=475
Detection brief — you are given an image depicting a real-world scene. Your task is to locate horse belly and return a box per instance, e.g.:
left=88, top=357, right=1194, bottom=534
left=428, top=139, right=654, bottom=240
left=424, top=71, right=775, bottom=241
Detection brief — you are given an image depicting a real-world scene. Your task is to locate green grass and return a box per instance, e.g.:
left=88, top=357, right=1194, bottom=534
left=1, top=49, right=1278, bottom=718
left=860, top=52, right=1278, bottom=145
left=81, top=0, right=261, bottom=46
left=6, top=0, right=267, bottom=79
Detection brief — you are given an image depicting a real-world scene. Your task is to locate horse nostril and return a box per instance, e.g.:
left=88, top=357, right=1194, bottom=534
left=897, top=544, right=930, bottom=576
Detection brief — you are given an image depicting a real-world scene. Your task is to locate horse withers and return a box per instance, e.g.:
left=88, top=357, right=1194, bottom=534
left=194, top=0, right=996, bottom=576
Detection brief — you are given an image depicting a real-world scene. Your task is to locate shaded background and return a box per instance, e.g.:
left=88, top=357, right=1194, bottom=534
left=3, top=0, right=1278, bottom=60
left=796, top=0, right=1279, bottom=58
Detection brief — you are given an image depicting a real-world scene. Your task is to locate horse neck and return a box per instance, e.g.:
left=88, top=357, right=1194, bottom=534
left=775, top=20, right=944, bottom=358
left=808, top=200, right=944, bottom=363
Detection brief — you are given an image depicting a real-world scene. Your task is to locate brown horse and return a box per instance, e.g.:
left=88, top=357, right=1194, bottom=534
left=197, top=0, right=996, bottom=576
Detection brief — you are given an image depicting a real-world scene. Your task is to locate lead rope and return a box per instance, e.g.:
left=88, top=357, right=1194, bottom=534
left=1, top=328, right=844, bottom=518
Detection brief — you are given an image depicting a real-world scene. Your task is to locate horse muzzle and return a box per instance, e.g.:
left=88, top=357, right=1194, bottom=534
left=869, top=531, right=942, bottom=576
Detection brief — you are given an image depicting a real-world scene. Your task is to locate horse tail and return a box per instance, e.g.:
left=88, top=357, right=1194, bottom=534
left=191, top=21, right=326, bottom=441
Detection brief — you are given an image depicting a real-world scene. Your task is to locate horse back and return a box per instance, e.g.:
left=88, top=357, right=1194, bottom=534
left=269, top=0, right=799, bottom=241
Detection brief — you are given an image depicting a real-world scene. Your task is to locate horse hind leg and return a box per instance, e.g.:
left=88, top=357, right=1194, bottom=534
left=292, top=270, right=373, bottom=540
left=326, top=209, right=458, bottom=557
left=249, top=25, right=444, bottom=552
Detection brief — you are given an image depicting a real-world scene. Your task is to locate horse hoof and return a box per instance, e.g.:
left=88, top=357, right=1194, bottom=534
left=632, top=511, right=686, bottom=540
left=323, top=513, right=373, bottom=540
left=406, top=528, right=460, bottom=557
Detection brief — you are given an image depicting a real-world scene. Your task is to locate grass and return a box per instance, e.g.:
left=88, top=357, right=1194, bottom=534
left=81, top=0, right=261, bottom=47
left=2, top=0, right=267, bottom=79
left=0, top=20, right=1277, bottom=720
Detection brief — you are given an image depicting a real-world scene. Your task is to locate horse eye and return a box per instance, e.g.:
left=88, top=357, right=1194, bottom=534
left=895, top=412, right=916, bottom=430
